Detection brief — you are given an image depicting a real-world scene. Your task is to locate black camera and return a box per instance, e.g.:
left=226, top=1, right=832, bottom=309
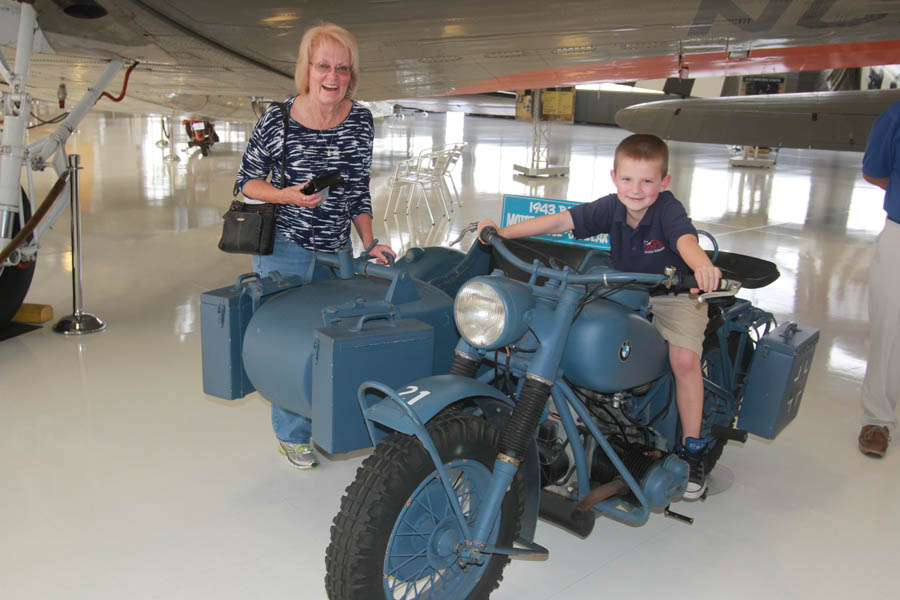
left=301, top=169, right=344, bottom=195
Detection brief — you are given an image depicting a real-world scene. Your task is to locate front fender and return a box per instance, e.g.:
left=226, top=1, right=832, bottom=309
left=362, top=374, right=511, bottom=441
left=359, top=374, right=540, bottom=544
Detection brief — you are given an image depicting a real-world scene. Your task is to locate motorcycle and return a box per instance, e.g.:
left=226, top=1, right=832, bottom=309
left=324, top=226, right=819, bottom=599
left=183, top=119, right=219, bottom=156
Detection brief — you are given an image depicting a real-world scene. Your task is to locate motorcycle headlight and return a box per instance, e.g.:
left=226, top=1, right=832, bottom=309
left=454, top=276, right=534, bottom=349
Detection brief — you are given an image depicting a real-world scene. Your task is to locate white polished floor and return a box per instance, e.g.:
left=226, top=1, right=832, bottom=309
left=1, top=109, right=895, bottom=599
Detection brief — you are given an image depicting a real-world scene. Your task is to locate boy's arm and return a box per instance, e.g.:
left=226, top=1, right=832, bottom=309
left=676, top=234, right=722, bottom=293
left=477, top=211, right=575, bottom=242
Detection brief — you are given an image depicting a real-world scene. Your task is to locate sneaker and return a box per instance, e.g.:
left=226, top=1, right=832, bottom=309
left=679, top=437, right=708, bottom=500
left=858, top=425, right=890, bottom=457
left=278, top=441, right=319, bottom=469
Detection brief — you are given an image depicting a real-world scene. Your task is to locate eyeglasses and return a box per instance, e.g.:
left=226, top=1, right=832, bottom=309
left=312, top=62, right=351, bottom=76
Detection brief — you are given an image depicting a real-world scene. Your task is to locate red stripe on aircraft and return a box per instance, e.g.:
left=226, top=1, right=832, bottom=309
left=448, top=39, right=900, bottom=94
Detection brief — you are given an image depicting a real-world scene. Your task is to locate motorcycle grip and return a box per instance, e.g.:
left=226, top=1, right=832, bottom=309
left=480, top=225, right=499, bottom=245
left=674, top=275, right=735, bottom=292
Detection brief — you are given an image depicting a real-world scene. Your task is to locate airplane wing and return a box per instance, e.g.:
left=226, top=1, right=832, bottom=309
left=615, top=89, right=900, bottom=151
left=5, top=0, right=900, bottom=122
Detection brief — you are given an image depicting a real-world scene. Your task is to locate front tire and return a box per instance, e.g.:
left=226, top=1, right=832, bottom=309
left=326, top=412, right=523, bottom=599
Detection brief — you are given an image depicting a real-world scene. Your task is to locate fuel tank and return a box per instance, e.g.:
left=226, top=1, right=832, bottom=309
left=560, top=298, right=669, bottom=392
left=242, top=276, right=457, bottom=416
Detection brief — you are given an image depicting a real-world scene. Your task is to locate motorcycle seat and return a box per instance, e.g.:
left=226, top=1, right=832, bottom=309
left=709, top=251, right=779, bottom=289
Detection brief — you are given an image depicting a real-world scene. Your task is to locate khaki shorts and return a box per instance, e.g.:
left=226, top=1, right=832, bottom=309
left=649, top=294, right=708, bottom=357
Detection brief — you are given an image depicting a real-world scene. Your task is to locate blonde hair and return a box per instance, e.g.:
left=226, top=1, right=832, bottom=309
left=614, top=134, right=669, bottom=177
left=294, top=23, right=359, bottom=98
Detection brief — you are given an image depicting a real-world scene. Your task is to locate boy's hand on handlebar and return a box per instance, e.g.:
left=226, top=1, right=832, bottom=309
left=476, top=219, right=499, bottom=244
left=692, top=265, right=722, bottom=294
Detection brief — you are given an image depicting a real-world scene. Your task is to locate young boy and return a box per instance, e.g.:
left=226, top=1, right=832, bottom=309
left=477, top=133, right=721, bottom=499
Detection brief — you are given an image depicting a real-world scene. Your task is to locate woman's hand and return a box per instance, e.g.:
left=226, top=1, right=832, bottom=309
left=367, top=244, right=396, bottom=265
left=278, top=183, right=324, bottom=209
left=691, top=264, right=722, bottom=294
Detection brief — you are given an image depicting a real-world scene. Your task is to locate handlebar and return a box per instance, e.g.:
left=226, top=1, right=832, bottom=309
left=478, top=225, right=500, bottom=246
left=670, top=274, right=742, bottom=302
left=479, top=226, right=741, bottom=300
left=314, top=246, right=397, bottom=281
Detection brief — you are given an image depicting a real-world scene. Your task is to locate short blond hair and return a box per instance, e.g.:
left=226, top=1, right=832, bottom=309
left=294, top=23, right=359, bottom=98
left=614, top=134, right=669, bottom=177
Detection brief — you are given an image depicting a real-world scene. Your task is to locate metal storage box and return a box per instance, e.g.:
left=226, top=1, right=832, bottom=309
left=311, top=318, right=434, bottom=454
left=739, top=321, right=819, bottom=440
left=200, top=272, right=304, bottom=400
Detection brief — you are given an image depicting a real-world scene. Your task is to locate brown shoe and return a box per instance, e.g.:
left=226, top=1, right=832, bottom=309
left=858, top=425, right=891, bottom=457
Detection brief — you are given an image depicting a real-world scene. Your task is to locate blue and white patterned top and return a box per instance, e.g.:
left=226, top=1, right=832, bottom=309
left=236, top=97, right=374, bottom=252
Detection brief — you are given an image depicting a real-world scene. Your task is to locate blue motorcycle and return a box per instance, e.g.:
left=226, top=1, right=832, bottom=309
left=324, top=226, right=819, bottom=599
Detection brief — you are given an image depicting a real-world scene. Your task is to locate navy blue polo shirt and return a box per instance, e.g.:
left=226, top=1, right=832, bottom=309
left=862, top=99, right=900, bottom=222
left=569, top=191, right=697, bottom=276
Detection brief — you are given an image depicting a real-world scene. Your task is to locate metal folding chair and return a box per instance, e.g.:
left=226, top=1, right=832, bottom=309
left=384, top=147, right=454, bottom=224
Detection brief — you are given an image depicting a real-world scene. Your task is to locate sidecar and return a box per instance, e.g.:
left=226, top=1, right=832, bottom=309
left=200, top=238, right=611, bottom=454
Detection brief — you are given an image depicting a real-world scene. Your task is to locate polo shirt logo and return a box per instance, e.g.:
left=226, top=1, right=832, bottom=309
left=643, top=239, right=665, bottom=253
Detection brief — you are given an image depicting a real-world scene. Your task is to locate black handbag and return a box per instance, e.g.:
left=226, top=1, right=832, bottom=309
left=218, top=102, right=289, bottom=255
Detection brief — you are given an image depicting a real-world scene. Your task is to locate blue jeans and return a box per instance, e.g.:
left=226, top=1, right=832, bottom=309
left=252, top=234, right=331, bottom=444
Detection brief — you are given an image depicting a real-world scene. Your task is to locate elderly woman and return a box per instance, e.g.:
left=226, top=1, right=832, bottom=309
left=235, top=23, right=394, bottom=469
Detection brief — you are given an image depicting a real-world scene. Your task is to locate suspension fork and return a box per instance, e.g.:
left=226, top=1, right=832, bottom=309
left=468, top=286, right=582, bottom=549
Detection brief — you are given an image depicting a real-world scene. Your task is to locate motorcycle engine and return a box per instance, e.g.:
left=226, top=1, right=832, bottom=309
left=537, top=385, right=674, bottom=493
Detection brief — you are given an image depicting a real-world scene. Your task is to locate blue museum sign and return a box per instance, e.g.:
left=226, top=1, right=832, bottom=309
left=501, top=195, right=610, bottom=250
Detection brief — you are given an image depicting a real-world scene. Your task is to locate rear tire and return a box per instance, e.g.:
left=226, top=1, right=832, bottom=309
left=325, top=412, right=523, bottom=599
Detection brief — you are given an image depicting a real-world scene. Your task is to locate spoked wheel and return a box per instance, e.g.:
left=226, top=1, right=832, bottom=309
left=0, top=188, right=36, bottom=327
left=326, top=412, right=523, bottom=600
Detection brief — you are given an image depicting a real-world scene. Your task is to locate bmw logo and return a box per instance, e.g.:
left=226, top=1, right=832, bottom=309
left=619, top=340, right=631, bottom=362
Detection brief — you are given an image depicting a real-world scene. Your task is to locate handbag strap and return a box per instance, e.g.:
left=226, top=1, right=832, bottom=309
left=272, top=101, right=289, bottom=189
left=232, top=101, right=290, bottom=197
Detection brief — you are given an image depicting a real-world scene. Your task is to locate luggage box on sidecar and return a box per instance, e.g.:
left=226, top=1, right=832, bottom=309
left=739, top=321, right=820, bottom=439
left=200, top=271, right=304, bottom=400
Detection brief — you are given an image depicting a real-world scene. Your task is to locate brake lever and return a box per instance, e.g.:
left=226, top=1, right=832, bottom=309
left=449, top=222, right=479, bottom=247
